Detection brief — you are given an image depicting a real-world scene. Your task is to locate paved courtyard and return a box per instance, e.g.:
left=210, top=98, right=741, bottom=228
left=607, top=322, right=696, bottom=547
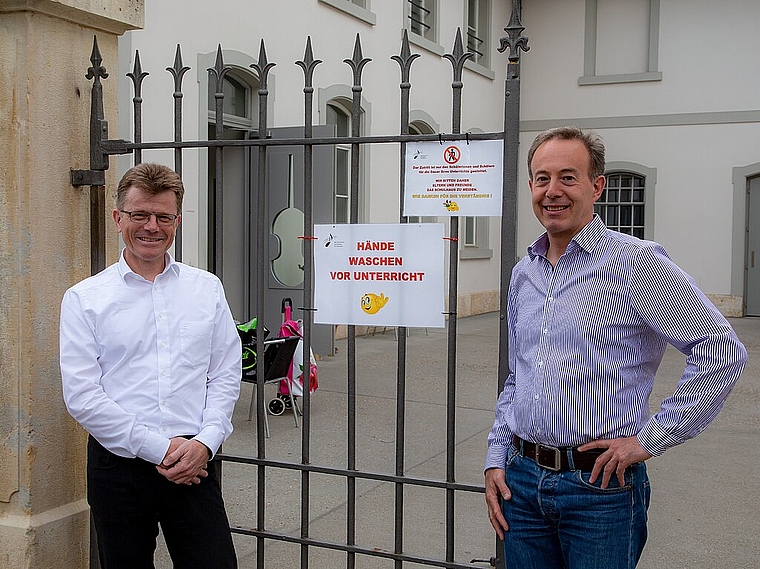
left=154, top=312, right=759, bottom=568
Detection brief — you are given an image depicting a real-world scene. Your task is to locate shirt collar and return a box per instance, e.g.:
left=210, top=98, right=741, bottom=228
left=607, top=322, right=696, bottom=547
left=527, top=214, right=607, bottom=260
left=117, top=250, right=180, bottom=282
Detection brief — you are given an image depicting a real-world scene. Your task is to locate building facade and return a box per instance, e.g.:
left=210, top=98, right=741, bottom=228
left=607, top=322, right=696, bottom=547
left=517, top=0, right=760, bottom=317
left=118, top=0, right=510, bottom=344
left=118, top=0, right=760, bottom=331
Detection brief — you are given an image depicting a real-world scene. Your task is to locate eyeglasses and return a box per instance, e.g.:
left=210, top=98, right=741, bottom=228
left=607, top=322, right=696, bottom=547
left=119, top=210, right=179, bottom=226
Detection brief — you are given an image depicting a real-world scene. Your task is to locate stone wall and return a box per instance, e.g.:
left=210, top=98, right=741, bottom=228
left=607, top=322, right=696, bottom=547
left=0, top=2, right=142, bottom=567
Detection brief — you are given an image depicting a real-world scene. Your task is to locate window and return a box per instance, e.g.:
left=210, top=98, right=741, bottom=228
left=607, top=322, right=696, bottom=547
left=207, top=73, right=254, bottom=128
left=319, top=0, right=377, bottom=25
left=327, top=103, right=352, bottom=224
left=463, top=217, right=478, bottom=246
left=460, top=216, right=491, bottom=259
left=580, top=0, right=662, bottom=85
left=595, top=173, right=646, bottom=238
left=405, top=0, right=443, bottom=56
left=406, top=121, right=438, bottom=224
left=207, top=68, right=258, bottom=130
left=408, top=0, right=437, bottom=43
left=466, top=0, right=490, bottom=68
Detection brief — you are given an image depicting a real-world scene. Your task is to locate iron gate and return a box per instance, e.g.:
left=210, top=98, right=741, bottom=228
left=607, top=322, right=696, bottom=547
left=72, top=4, right=529, bottom=568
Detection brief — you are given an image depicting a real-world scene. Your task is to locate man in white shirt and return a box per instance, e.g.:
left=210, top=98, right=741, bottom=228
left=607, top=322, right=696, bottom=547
left=60, top=163, right=242, bottom=568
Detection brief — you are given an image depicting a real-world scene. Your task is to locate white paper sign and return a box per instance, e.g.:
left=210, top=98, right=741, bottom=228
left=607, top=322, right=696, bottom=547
left=313, top=223, right=445, bottom=328
left=403, top=139, right=504, bottom=217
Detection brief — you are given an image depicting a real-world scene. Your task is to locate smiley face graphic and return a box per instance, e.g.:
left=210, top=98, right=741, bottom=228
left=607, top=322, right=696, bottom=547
left=361, top=293, right=390, bottom=315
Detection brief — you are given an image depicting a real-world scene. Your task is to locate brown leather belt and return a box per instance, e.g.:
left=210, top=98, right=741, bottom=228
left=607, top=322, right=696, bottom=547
left=512, top=435, right=603, bottom=472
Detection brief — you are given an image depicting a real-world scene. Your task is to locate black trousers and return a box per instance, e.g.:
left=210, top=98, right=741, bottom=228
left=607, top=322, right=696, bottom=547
left=87, top=436, right=237, bottom=569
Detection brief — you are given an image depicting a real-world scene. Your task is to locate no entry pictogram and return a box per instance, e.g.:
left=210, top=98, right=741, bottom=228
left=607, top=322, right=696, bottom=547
left=443, top=145, right=461, bottom=164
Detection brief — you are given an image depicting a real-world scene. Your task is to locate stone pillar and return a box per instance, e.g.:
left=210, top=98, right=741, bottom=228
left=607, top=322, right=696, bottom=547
left=0, top=2, right=143, bottom=567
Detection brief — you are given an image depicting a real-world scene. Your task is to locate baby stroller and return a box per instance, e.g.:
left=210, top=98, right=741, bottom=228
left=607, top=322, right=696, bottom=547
left=269, top=298, right=319, bottom=416
left=236, top=317, right=300, bottom=436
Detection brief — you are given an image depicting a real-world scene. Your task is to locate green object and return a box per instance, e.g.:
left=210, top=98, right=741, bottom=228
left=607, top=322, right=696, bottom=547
left=237, top=317, right=257, bottom=333
left=242, top=346, right=257, bottom=370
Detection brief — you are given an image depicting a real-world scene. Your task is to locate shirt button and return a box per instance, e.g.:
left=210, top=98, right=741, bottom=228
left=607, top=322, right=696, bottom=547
left=161, top=342, right=167, bottom=348
left=534, top=394, right=540, bottom=400
left=537, top=361, right=543, bottom=368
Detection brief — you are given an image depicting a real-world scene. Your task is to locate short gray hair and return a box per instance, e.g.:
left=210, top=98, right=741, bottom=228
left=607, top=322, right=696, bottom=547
left=116, top=163, right=184, bottom=213
left=527, top=127, right=605, bottom=180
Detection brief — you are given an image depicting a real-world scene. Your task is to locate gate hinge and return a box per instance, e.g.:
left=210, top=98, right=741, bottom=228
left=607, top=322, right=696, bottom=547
left=71, top=169, right=106, bottom=187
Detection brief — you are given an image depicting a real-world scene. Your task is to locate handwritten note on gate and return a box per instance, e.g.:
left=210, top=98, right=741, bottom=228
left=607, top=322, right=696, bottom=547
left=314, top=223, right=445, bottom=327
left=403, top=140, right=503, bottom=216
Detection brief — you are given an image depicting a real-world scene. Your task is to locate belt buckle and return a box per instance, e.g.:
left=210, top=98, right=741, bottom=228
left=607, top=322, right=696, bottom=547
left=538, top=444, right=562, bottom=471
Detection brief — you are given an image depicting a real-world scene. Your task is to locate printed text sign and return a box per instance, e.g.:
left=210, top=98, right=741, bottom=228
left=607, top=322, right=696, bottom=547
left=314, top=223, right=445, bottom=327
left=403, top=140, right=503, bottom=216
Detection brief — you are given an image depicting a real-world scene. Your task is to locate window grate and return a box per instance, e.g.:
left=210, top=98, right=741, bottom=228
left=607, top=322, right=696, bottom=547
left=595, top=172, right=646, bottom=239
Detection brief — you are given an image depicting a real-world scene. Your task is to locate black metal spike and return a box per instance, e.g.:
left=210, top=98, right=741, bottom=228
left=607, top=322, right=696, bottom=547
left=207, top=44, right=230, bottom=93
left=166, top=44, right=190, bottom=92
left=126, top=50, right=149, bottom=98
left=498, top=0, right=530, bottom=62
left=443, top=28, right=473, bottom=83
left=391, top=29, right=420, bottom=84
left=86, top=36, right=108, bottom=82
left=296, top=36, right=323, bottom=89
left=250, top=39, right=276, bottom=91
left=344, top=33, right=371, bottom=86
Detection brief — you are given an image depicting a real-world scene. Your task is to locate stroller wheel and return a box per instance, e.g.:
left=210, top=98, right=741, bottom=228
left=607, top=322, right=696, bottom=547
left=278, top=392, right=294, bottom=410
left=268, top=397, right=285, bottom=416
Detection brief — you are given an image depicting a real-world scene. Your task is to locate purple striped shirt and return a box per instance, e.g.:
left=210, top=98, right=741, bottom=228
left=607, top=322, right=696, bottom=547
left=485, top=215, right=747, bottom=471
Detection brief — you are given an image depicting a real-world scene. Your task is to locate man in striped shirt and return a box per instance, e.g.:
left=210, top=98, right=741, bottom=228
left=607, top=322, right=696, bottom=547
left=484, top=127, right=747, bottom=568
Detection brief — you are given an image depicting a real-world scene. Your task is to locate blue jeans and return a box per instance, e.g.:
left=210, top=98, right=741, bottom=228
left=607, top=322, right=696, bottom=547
left=502, top=447, right=650, bottom=569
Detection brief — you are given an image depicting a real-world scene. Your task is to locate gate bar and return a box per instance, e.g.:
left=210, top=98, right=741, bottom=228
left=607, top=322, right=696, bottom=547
left=495, top=3, right=530, bottom=569
left=126, top=51, right=147, bottom=166
left=296, top=35, right=322, bottom=569
left=442, top=28, right=473, bottom=564
left=343, top=33, right=371, bottom=569
left=167, top=44, right=190, bottom=262
left=251, top=38, right=276, bottom=569
left=392, top=29, right=421, bottom=569
left=99, top=131, right=503, bottom=154
left=208, top=45, right=230, bottom=278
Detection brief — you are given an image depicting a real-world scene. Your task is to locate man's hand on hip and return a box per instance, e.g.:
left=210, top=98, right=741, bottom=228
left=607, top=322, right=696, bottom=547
left=157, top=438, right=210, bottom=485
left=485, top=467, right=511, bottom=540
left=578, top=436, right=652, bottom=489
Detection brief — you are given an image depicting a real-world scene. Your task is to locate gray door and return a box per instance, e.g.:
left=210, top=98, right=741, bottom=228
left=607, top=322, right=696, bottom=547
left=217, top=126, right=335, bottom=356
left=261, top=126, right=335, bottom=356
left=746, top=176, right=760, bottom=315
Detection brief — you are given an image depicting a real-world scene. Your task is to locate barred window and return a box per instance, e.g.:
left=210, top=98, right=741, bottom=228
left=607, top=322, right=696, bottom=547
left=595, top=172, right=645, bottom=238
left=466, top=0, right=490, bottom=67
left=408, top=0, right=436, bottom=42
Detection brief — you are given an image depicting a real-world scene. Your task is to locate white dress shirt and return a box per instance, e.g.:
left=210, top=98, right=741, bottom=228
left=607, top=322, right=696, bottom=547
left=60, top=251, right=242, bottom=465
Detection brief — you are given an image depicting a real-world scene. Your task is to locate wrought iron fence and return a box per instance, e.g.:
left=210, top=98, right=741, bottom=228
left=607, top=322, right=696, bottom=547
left=72, top=4, right=529, bottom=567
